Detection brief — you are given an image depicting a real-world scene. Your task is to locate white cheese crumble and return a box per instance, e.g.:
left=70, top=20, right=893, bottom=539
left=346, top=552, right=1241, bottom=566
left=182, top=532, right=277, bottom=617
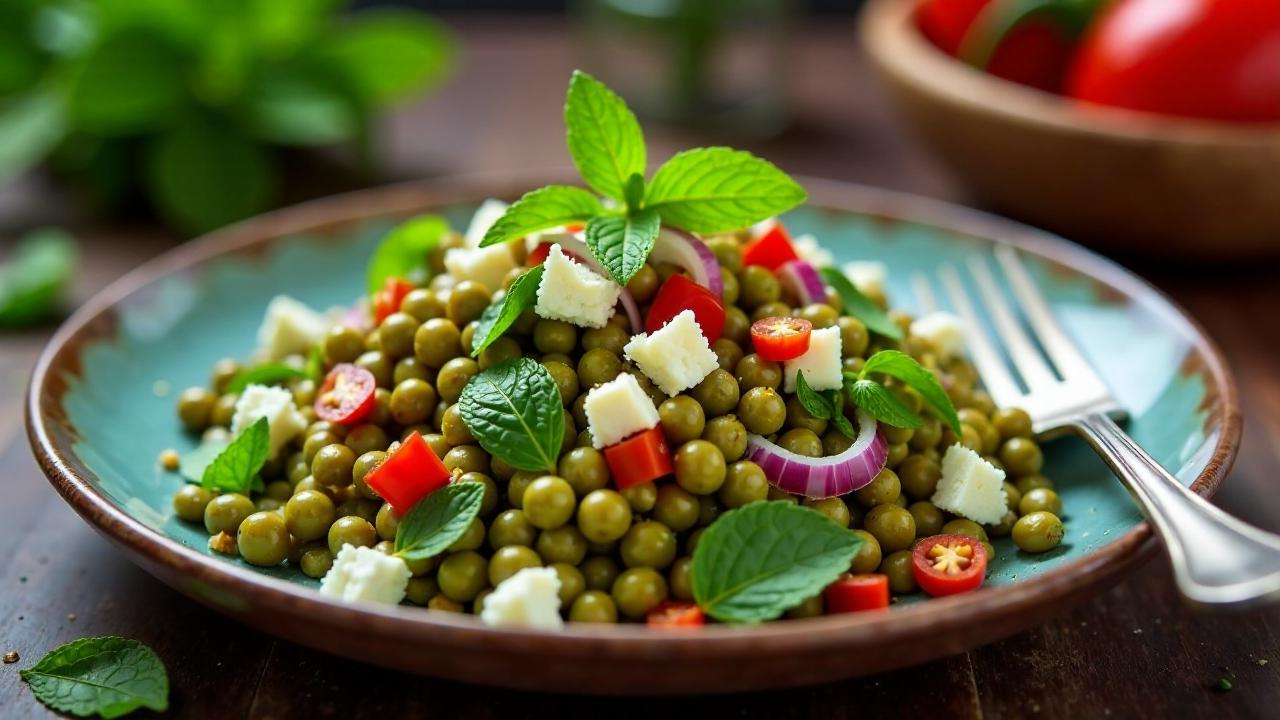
left=480, top=566, right=563, bottom=630
left=319, top=544, right=411, bottom=605
left=464, top=198, right=510, bottom=248
left=841, top=261, right=887, bottom=298
left=256, top=295, right=328, bottom=360
left=230, top=384, right=307, bottom=460
left=792, top=233, right=834, bottom=268
left=911, top=311, right=966, bottom=359
left=624, top=309, right=719, bottom=396
left=535, top=244, right=621, bottom=329
left=443, top=243, right=517, bottom=293
left=783, top=325, right=843, bottom=392
left=583, top=372, right=660, bottom=449
left=932, top=444, right=1008, bottom=525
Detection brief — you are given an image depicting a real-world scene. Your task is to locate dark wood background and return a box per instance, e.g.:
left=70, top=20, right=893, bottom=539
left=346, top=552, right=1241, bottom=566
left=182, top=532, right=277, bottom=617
left=2, top=19, right=1277, bottom=719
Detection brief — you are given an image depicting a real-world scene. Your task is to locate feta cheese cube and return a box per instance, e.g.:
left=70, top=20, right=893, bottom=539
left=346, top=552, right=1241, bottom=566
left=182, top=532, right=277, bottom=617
left=231, top=384, right=308, bottom=459
left=480, top=566, right=563, bottom=630
left=911, top=311, right=966, bottom=359
left=320, top=544, right=411, bottom=605
left=624, top=310, right=719, bottom=396
left=792, top=233, right=834, bottom=268
left=584, top=373, right=660, bottom=449
left=783, top=326, right=843, bottom=392
left=932, top=444, right=1008, bottom=525
left=464, top=198, right=510, bottom=248
left=842, top=261, right=887, bottom=298
left=256, top=295, right=328, bottom=360
left=535, top=244, right=621, bottom=329
left=444, top=243, right=517, bottom=293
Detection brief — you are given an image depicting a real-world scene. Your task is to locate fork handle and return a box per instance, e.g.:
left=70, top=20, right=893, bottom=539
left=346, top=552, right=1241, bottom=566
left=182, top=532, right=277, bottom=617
left=1074, top=412, right=1280, bottom=609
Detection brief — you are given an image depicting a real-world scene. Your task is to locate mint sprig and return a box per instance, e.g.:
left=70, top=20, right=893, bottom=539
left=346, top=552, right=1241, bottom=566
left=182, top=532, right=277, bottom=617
left=584, top=209, right=661, bottom=286
left=224, top=362, right=310, bottom=394
left=394, top=481, right=485, bottom=561
left=471, top=265, right=545, bottom=356
left=458, top=358, right=564, bottom=473
left=845, top=376, right=923, bottom=430
left=859, top=349, right=961, bottom=434
left=644, top=148, right=807, bottom=233
left=201, top=417, right=270, bottom=494
left=819, top=266, right=902, bottom=341
left=796, top=371, right=857, bottom=439
left=20, top=636, right=169, bottom=718
left=565, top=70, right=647, bottom=200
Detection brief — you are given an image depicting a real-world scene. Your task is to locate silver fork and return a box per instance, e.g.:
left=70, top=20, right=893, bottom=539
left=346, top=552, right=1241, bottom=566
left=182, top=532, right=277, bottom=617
left=915, top=245, right=1280, bottom=609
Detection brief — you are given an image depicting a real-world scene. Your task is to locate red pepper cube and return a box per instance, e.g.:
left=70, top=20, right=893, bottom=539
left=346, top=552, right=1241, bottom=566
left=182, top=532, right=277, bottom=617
left=603, top=426, right=673, bottom=490
left=742, top=223, right=799, bottom=271
left=373, top=276, right=414, bottom=325
left=823, top=573, right=890, bottom=613
left=646, top=600, right=706, bottom=628
left=364, top=431, right=451, bottom=513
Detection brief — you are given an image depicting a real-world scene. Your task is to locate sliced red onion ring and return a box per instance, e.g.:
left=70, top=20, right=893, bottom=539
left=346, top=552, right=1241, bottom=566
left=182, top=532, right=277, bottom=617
left=649, top=228, right=724, bottom=296
left=341, top=298, right=372, bottom=334
left=616, top=288, right=642, bottom=334
left=747, top=410, right=887, bottom=499
left=778, top=260, right=826, bottom=306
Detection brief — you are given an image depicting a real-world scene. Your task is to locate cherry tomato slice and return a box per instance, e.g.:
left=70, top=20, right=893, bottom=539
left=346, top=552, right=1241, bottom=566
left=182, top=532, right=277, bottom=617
left=742, top=223, right=799, bottom=271
left=646, top=600, right=706, bottom=628
left=603, top=426, right=673, bottom=490
left=364, top=431, right=451, bottom=513
left=750, top=316, right=813, bottom=362
left=911, top=534, right=989, bottom=597
left=373, top=276, right=414, bottom=325
left=824, top=574, right=890, bottom=613
left=314, top=363, right=377, bottom=426
left=645, top=274, right=725, bottom=342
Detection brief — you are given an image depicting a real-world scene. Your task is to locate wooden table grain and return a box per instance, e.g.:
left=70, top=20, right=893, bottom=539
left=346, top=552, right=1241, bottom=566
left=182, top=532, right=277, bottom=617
left=2, top=18, right=1277, bottom=719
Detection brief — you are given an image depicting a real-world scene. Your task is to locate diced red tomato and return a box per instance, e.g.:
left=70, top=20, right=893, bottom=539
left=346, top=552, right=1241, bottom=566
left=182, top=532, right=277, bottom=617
left=824, top=574, right=890, bottom=613
left=743, top=223, right=799, bottom=270
left=314, top=364, right=376, bottom=426
left=911, top=534, right=989, bottom=597
left=564, top=222, right=586, bottom=233
left=646, top=600, right=706, bottom=628
left=527, top=241, right=588, bottom=267
left=645, top=274, right=725, bottom=342
left=750, top=316, right=813, bottom=362
left=363, top=431, right=452, bottom=513
left=373, top=276, right=414, bottom=325
left=603, top=426, right=673, bottom=489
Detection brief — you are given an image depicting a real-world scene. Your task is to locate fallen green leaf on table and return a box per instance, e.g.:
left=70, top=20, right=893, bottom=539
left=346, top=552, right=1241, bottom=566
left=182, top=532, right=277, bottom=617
left=20, top=636, right=168, bottom=719
left=0, top=227, right=78, bottom=329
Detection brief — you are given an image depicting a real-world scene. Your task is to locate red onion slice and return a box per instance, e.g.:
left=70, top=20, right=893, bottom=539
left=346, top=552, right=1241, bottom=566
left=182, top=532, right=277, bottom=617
left=747, top=410, right=888, bottom=499
left=649, top=228, right=724, bottom=296
left=778, top=260, right=826, bottom=306
left=616, top=288, right=642, bottom=334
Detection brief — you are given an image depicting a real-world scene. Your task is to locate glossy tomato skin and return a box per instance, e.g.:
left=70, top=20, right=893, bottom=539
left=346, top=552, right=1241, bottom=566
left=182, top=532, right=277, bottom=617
left=1067, top=0, right=1280, bottom=122
left=646, top=600, right=706, bottom=627
left=315, top=363, right=377, bottom=426
left=824, top=574, right=890, bottom=613
left=917, top=0, right=1075, bottom=92
left=364, top=431, right=451, bottom=513
left=911, top=533, right=989, bottom=597
left=742, top=223, right=799, bottom=271
left=603, top=426, right=673, bottom=490
left=917, top=0, right=990, bottom=55
left=373, top=277, right=414, bottom=326
left=646, top=274, right=725, bottom=342
left=750, top=316, right=813, bottom=362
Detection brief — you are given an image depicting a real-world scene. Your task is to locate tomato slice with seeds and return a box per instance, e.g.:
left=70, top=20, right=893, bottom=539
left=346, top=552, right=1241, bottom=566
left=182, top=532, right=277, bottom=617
left=911, top=534, right=988, bottom=597
left=646, top=600, right=705, bottom=628
left=373, top=276, right=414, bottom=325
left=743, top=222, right=799, bottom=270
left=646, top=274, right=725, bottom=342
left=824, top=573, right=890, bottom=613
left=603, top=426, right=673, bottom=490
left=364, top=431, right=451, bottom=513
left=750, top=316, right=812, bottom=362
left=314, top=363, right=377, bottom=426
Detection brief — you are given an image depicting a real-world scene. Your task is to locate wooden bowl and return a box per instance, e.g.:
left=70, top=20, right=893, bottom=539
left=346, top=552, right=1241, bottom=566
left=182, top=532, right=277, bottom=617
left=860, top=0, right=1280, bottom=260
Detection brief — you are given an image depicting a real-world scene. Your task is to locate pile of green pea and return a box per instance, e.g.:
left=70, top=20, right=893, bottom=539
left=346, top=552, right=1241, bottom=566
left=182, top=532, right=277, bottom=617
left=169, top=229, right=1066, bottom=622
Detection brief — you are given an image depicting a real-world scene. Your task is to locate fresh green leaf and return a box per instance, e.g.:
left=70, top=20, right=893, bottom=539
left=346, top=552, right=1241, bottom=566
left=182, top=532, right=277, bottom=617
left=458, top=358, right=564, bottom=473
left=471, top=265, right=544, bottom=356
left=819, top=267, right=903, bottom=341
left=305, top=343, right=325, bottom=382
left=480, top=185, right=603, bottom=247
left=67, top=29, right=186, bottom=136
left=224, top=362, right=309, bottom=394
left=564, top=70, right=646, bottom=200
left=246, top=0, right=341, bottom=54
left=691, top=501, right=862, bottom=623
left=323, top=10, right=454, bottom=107
left=0, top=228, right=77, bottom=328
left=393, top=481, right=485, bottom=561
left=201, top=417, right=270, bottom=494
left=0, top=88, right=66, bottom=184
left=846, top=376, right=922, bottom=430
left=623, top=172, right=645, bottom=214
left=859, top=350, right=961, bottom=434
left=366, top=214, right=449, bottom=294
left=644, top=147, right=807, bottom=233
left=826, top=390, right=856, bottom=438
left=242, top=64, right=359, bottom=146
left=584, top=209, right=661, bottom=286
left=20, top=636, right=168, bottom=719
left=178, top=439, right=229, bottom=484
left=793, top=371, right=832, bottom=420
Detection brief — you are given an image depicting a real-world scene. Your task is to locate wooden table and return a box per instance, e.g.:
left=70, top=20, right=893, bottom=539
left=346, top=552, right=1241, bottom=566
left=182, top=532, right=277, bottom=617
left=3, top=19, right=1277, bottom=718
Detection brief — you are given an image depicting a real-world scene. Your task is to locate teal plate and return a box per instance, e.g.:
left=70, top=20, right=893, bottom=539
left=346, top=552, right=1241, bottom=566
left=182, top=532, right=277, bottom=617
left=27, top=176, right=1240, bottom=694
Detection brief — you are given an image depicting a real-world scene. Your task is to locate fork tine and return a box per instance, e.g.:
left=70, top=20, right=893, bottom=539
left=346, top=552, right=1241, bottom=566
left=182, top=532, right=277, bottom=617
left=994, top=246, right=1105, bottom=388
left=966, top=255, right=1059, bottom=390
left=910, top=272, right=938, bottom=314
left=938, top=264, right=1024, bottom=407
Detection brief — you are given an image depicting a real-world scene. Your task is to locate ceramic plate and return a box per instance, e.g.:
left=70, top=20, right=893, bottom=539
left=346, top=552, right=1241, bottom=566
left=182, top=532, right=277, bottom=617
left=27, top=176, right=1240, bottom=694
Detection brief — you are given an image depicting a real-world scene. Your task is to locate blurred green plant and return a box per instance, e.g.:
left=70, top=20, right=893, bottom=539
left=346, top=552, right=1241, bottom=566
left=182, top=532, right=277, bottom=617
left=0, top=227, right=78, bottom=328
left=0, top=0, right=454, bottom=235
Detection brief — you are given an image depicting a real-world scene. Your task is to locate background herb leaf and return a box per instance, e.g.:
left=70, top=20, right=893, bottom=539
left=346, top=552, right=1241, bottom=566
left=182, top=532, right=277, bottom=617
left=481, top=185, right=603, bottom=247
left=818, top=267, right=903, bottom=341
left=584, top=209, right=660, bottom=286
left=66, top=29, right=185, bottom=136
left=366, top=214, right=449, bottom=294
left=201, top=417, right=270, bottom=494
left=242, top=64, right=358, bottom=146
left=794, top=371, right=832, bottom=420
left=224, top=362, right=309, bottom=394
left=0, top=228, right=77, bottom=329
left=20, top=636, right=168, bottom=719
left=458, top=358, right=564, bottom=473
left=564, top=70, right=646, bottom=201
left=846, top=376, right=923, bottom=430
left=321, top=10, right=454, bottom=108
left=471, top=265, right=544, bottom=356
left=859, top=350, right=961, bottom=434
left=0, top=88, right=66, bottom=184
left=393, top=481, right=485, bottom=561
left=644, top=147, right=807, bottom=233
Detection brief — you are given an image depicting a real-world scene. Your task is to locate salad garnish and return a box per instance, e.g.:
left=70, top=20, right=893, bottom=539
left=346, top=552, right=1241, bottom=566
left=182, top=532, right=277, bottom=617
left=393, top=481, right=486, bottom=561
left=458, top=358, right=565, bottom=473
left=199, top=417, right=269, bottom=494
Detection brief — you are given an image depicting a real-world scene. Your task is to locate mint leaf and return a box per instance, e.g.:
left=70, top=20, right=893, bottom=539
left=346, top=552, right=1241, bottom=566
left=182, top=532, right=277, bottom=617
left=201, top=417, right=270, bottom=494
left=224, top=362, right=309, bottom=394
left=826, top=390, right=856, bottom=438
left=818, top=267, right=903, bottom=341
left=322, top=10, right=454, bottom=107
left=20, top=636, right=168, bottom=719
left=859, top=350, right=961, bottom=434
left=471, top=265, right=544, bottom=356
left=565, top=70, right=646, bottom=201
left=67, top=29, right=185, bottom=136
left=0, top=228, right=77, bottom=329
left=242, top=64, right=359, bottom=146
left=0, top=88, right=66, bottom=184
left=691, top=502, right=862, bottom=623
left=794, top=371, right=833, bottom=420
left=366, top=214, right=449, bottom=294
left=623, top=172, right=645, bottom=213
left=459, top=358, right=564, bottom=473
left=644, top=147, right=807, bottom=233
left=584, top=209, right=660, bottom=286
left=481, top=185, right=603, bottom=247
left=846, top=376, right=923, bottom=430
left=179, top=439, right=229, bottom=484
left=393, top=481, right=485, bottom=561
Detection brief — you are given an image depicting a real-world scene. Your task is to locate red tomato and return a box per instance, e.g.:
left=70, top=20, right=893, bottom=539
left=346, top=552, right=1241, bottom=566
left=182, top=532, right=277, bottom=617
left=373, top=277, right=414, bottom=325
left=1067, top=0, right=1280, bottom=122
left=527, top=241, right=588, bottom=267
left=742, top=223, right=799, bottom=271
left=917, top=0, right=990, bottom=55
left=646, top=601, right=706, bottom=628
left=314, top=364, right=376, bottom=426
left=750, top=316, right=813, bottom=362
left=645, top=274, right=725, bottom=342
left=916, top=0, right=1078, bottom=92
left=363, top=431, right=452, bottom=513
left=911, top=534, right=989, bottom=597
left=603, top=426, right=673, bottom=489
left=824, top=574, right=890, bottom=613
